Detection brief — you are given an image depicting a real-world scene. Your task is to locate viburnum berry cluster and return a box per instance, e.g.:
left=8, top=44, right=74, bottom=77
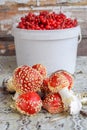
left=6, top=64, right=82, bottom=116
left=17, top=11, right=78, bottom=30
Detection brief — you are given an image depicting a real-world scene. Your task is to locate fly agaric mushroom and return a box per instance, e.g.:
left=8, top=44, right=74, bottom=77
left=32, top=64, right=47, bottom=79
left=6, top=65, right=43, bottom=94
left=48, top=70, right=74, bottom=93
left=41, top=77, right=51, bottom=94
left=15, top=92, right=42, bottom=115
left=43, top=93, right=64, bottom=114
left=48, top=70, right=82, bottom=115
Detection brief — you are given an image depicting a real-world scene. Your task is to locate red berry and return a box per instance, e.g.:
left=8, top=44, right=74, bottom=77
left=17, top=11, right=78, bottom=30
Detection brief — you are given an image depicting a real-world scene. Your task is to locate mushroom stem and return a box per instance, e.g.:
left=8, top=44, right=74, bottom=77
left=2, top=77, right=15, bottom=93
left=6, top=77, right=15, bottom=92
left=59, top=87, right=82, bottom=115
left=12, top=92, right=19, bottom=100
left=81, top=98, right=87, bottom=105
left=77, top=92, right=87, bottom=105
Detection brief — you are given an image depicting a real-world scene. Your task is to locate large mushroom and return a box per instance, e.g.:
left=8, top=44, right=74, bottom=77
left=15, top=92, right=42, bottom=115
left=6, top=65, right=43, bottom=96
left=48, top=70, right=82, bottom=115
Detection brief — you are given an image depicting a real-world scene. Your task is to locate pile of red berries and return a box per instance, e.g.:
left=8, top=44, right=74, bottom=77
left=17, top=11, right=78, bottom=30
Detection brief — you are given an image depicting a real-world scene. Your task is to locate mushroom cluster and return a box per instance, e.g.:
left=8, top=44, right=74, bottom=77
left=5, top=64, right=82, bottom=116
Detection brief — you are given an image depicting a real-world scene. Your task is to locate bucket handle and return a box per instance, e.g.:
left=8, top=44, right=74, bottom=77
left=78, top=33, right=82, bottom=44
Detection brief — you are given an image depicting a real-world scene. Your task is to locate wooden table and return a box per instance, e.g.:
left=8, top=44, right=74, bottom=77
left=0, top=56, right=87, bottom=130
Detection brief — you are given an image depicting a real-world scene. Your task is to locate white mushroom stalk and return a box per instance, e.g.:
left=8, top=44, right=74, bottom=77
left=76, top=92, right=87, bottom=105
left=81, top=97, right=87, bottom=105
left=59, top=87, right=82, bottom=115
left=48, top=70, right=82, bottom=115
left=12, top=92, right=20, bottom=100
left=6, top=77, right=15, bottom=92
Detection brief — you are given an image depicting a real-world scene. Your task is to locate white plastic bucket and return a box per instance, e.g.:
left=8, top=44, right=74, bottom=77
left=12, top=25, right=81, bottom=74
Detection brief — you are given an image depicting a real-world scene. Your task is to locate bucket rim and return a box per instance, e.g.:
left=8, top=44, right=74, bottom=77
left=12, top=24, right=81, bottom=41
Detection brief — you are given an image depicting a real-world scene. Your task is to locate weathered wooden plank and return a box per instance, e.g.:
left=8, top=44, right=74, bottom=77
left=0, top=40, right=15, bottom=56
left=77, top=37, right=87, bottom=56
left=0, top=0, right=87, bottom=6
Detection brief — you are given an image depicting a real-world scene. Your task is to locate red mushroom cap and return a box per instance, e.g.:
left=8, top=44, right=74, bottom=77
left=32, top=64, right=47, bottom=79
left=12, top=65, right=43, bottom=94
left=43, top=93, right=64, bottom=114
left=41, top=77, right=51, bottom=94
left=48, top=70, right=74, bottom=93
left=15, top=92, right=42, bottom=115
left=60, top=70, right=74, bottom=90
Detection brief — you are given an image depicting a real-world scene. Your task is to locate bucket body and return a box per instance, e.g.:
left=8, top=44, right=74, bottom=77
left=13, top=26, right=81, bottom=74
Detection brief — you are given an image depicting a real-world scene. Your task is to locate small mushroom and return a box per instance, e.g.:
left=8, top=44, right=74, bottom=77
left=48, top=70, right=82, bottom=115
left=41, top=77, right=51, bottom=94
left=48, top=70, right=74, bottom=93
left=15, top=92, right=42, bottom=115
left=43, top=93, right=64, bottom=114
left=6, top=65, right=43, bottom=94
left=32, top=64, right=47, bottom=79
